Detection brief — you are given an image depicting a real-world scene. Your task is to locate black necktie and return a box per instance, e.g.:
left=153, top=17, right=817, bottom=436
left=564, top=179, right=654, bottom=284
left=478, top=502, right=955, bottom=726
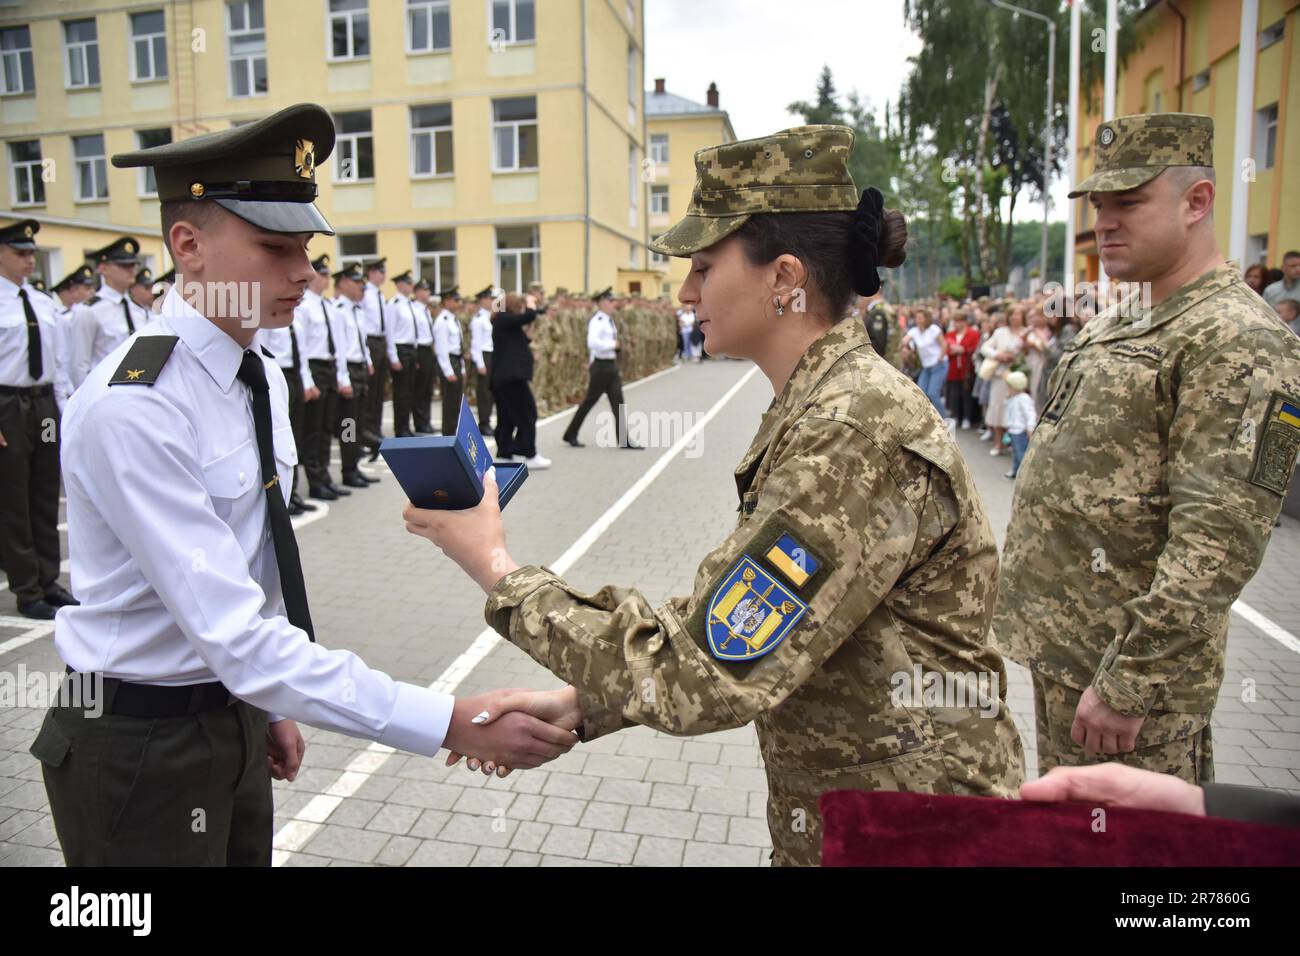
left=289, top=323, right=301, bottom=370
left=18, top=288, right=42, bottom=381
left=375, top=289, right=386, bottom=334
left=237, top=349, right=315, bottom=642
left=321, top=301, right=336, bottom=357
left=353, top=305, right=365, bottom=356
left=122, top=297, right=135, bottom=334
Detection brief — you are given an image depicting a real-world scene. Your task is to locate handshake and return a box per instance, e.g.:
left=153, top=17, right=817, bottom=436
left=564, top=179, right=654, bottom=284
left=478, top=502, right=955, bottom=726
left=443, top=685, right=583, bottom=777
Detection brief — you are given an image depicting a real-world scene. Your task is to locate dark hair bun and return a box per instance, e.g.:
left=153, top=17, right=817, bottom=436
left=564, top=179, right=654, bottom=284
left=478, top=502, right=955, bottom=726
left=847, top=188, right=907, bottom=296
left=877, top=208, right=907, bottom=270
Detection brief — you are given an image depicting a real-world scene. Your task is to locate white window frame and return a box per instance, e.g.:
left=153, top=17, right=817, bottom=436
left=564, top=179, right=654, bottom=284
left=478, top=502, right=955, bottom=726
left=73, top=134, right=108, bottom=202
left=409, top=104, right=454, bottom=178
left=334, top=112, right=375, bottom=183
left=650, top=235, right=668, bottom=266
left=1, top=26, right=35, bottom=95
left=491, top=97, right=538, bottom=172
left=1191, top=68, right=1210, bottom=92
left=328, top=0, right=370, bottom=62
left=650, top=184, right=669, bottom=215
left=129, top=10, right=168, bottom=83
left=64, top=19, right=100, bottom=89
left=9, top=140, right=44, bottom=206
left=227, top=0, right=267, bottom=98
left=415, top=230, right=458, bottom=293
left=628, top=143, right=639, bottom=227
left=135, top=128, right=172, bottom=196
left=649, top=133, right=668, bottom=164
left=407, top=0, right=451, bottom=54
left=494, top=226, right=540, bottom=294
left=1258, top=103, right=1279, bottom=170
left=488, top=0, right=535, bottom=47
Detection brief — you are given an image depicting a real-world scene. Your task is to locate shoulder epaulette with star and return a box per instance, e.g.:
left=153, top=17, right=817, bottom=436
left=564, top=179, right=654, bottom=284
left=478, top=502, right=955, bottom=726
left=109, top=335, right=179, bottom=386
left=260, top=345, right=274, bottom=359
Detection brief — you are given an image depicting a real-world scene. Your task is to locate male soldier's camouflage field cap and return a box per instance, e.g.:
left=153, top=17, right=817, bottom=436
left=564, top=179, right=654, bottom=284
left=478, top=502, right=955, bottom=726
left=1068, top=112, right=1213, bottom=198
left=111, top=103, right=336, bottom=235
left=648, top=125, right=859, bottom=257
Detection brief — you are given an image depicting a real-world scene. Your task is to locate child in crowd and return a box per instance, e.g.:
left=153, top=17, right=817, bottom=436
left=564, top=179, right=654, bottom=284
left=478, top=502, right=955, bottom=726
left=1003, top=370, right=1036, bottom=480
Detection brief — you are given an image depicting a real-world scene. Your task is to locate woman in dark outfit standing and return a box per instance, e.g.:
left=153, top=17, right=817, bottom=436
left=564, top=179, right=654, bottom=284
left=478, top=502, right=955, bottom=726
left=490, top=292, right=550, bottom=469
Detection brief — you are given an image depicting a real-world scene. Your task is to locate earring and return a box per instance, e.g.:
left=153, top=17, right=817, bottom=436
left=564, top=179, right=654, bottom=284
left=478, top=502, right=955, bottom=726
left=774, top=295, right=785, bottom=316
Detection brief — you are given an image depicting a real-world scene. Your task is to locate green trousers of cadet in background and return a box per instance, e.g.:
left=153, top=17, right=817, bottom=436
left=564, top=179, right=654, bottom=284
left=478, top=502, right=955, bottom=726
left=1031, top=670, right=1214, bottom=784
left=31, top=693, right=273, bottom=866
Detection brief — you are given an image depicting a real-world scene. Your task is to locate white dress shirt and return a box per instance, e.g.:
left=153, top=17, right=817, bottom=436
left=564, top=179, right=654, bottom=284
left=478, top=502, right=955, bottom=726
left=296, top=289, right=349, bottom=387
left=387, top=292, right=418, bottom=346
left=70, top=282, right=151, bottom=389
left=255, top=317, right=312, bottom=391
left=0, top=274, right=57, bottom=386
left=362, top=282, right=398, bottom=365
left=336, top=296, right=369, bottom=365
left=414, top=300, right=435, bottom=346
left=53, top=299, right=83, bottom=408
left=587, top=310, right=618, bottom=361
left=469, top=307, right=494, bottom=368
left=56, top=288, right=452, bottom=756
left=433, top=308, right=462, bottom=378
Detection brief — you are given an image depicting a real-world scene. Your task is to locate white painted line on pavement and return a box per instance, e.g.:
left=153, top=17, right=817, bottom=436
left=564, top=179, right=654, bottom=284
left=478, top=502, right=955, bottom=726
left=1230, top=600, right=1300, bottom=656
left=0, top=621, right=55, bottom=656
left=271, top=362, right=757, bottom=864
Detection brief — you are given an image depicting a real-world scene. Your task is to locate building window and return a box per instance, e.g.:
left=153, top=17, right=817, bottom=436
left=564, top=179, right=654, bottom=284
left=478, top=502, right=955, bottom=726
left=338, top=233, right=376, bottom=272
left=628, top=143, right=639, bottom=226
left=228, top=1, right=267, bottom=97
left=130, top=10, right=168, bottom=82
left=1, top=27, right=35, bottom=95
left=408, top=0, right=451, bottom=52
left=1152, top=90, right=1163, bottom=113
left=9, top=140, right=44, bottom=206
left=649, top=133, right=668, bottom=164
left=329, top=0, right=370, bottom=60
left=490, top=0, right=535, bottom=45
left=1259, top=19, right=1285, bottom=50
left=650, top=235, right=668, bottom=266
left=416, top=229, right=457, bottom=292
left=64, top=19, right=101, bottom=89
left=410, top=103, right=454, bottom=177
left=1258, top=103, right=1278, bottom=170
left=495, top=225, right=539, bottom=293
left=492, top=97, right=538, bottom=171
left=1191, top=68, right=1209, bottom=92
left=136, top=129, right=172, bottom=195
left=627, top=44, right=637, bottom=106
left=650, top=184, right=669, bottom=215
left=73, top=134, right=108, bottom=201
left=334, top=111, right=374, bottom=182
left=1247, top=233, right=1269, bottom=269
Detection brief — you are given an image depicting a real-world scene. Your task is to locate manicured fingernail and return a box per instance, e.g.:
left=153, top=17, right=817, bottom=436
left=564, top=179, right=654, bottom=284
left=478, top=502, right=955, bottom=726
left=471, top=710, right=490, bottom=724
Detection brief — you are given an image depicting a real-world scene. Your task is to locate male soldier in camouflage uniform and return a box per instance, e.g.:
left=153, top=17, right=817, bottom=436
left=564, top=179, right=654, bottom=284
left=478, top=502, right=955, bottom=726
left=409, top=127, right=1024, bottom=866
left=993, top=113, right=1300, bottom=783
left=861, top=290, right=902, bottom=369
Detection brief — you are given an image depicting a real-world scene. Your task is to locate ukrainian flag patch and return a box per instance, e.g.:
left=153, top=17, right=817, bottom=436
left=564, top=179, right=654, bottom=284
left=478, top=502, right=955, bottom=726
left=1278, top=401, right=1300, bottom=429
left=706, top=555, right=807, bottom=661
left=764, top=533, right=820, bottom=588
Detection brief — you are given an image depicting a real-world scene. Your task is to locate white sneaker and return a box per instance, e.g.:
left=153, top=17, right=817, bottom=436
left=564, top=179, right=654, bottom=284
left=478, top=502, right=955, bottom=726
left=1004, top=471, right=1016, bottom=480
left=978, top=429, right=991, bottom=441
left=960, top=421, right=972, bottom=431
left=524, top=454, right=552, bottom=470
left=989, top=446, right=1001, bottom=456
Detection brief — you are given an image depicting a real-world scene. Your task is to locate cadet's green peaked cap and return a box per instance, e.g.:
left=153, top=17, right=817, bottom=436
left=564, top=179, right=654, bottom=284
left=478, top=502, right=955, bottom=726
left=1068, top=112, right=1213, bottom=198
left=111, top=103, right=336, bottom=236
left=648, top=125, right=859, bottom=258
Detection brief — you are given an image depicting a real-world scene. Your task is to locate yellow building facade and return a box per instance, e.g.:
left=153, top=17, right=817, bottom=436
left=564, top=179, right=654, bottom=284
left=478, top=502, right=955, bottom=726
left=645, top=77, right=735, bottom=300
left=1, top=0, right=664, bottom=296
left=1072, top=0, right=1300, bottom=281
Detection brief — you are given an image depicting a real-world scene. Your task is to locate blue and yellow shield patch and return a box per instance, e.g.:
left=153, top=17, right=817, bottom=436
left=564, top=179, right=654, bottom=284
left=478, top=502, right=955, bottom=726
left=706, top=555, right=807, bottom=661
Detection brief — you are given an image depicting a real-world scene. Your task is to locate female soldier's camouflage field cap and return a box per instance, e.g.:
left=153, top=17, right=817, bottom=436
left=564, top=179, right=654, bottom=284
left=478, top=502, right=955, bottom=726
left=1068, top=112, right=1213, bottom=198
left=648, top=125, right=860, bottom=257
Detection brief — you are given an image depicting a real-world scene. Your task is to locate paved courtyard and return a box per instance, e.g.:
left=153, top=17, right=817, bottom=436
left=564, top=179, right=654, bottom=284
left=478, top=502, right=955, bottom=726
left=3, top=357, right=1298, bottom=866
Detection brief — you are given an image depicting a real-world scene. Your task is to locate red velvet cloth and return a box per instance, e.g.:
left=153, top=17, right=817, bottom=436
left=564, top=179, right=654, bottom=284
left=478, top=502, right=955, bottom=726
left=819, top=790, right=1300, bottom=866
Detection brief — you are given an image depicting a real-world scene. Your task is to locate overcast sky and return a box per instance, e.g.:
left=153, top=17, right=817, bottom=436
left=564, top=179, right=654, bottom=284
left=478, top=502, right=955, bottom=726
left=645, top=0, right=1069, bottom=222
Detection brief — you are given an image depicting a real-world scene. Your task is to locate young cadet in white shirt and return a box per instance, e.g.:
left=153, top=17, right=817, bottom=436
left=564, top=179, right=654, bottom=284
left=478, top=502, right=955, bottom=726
left=562, top=287, right=643, bottom=450
left=386, top=269, right=421, bottom=437
left=361, top=259, right=396, bottom=443
left=297, top=253, right=350, bottom=500
left=433, top=285, right=465, bottom=436
left=29, top=104, right=579, bottom=867
left=255, top=283, right=314, bottom=515
left=0, top=219, right=77, bottom=621
left=332, top=264, right=381, bottom=489
left=69, top=237, right=152, bottom=389
left=412, top=277, right=439, bottom=434
left=50, top=264, right=97, bottom=411
left=469, top=285, right=496, bottom=435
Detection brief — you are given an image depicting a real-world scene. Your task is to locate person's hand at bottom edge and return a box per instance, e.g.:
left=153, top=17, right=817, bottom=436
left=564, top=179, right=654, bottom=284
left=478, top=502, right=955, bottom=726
left=442, top=686, right=582, bottom=778
left=1019, top=763, right=1206, bottom=816
left=446, top=686, right=582, bottom=777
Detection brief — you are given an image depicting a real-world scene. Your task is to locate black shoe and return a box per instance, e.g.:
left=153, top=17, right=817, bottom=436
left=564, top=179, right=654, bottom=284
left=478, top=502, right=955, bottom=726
left=328, top=482, right=351, bottom=496
left=43, top=583, right=79, bottom=607
left=415, top=427, right=437, bottom=435
left=309, top=484, right=339, bottom=501
left=364, top=429, right=385, bottom=446
left=368, top=444, right=381, bottom=463
left=480, top=425, right=494, bottom=437
left=288, top=501, right=305, bottom=515
left=620, top=442, right=645, bottom=450
left=342, top=473, right=369, bottom=488
left=563, top=436, right=584, bottom=448
left=359, top=471, right=381, bottom=484
left=290, top=494, right=317, bottom=512
left=17, top=598, right=58, bottom=621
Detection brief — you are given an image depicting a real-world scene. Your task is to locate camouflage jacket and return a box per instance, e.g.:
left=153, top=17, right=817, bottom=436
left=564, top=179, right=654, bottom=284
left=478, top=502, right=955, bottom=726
left=994, top=264, right=1300, bottom=716
left=485, top=320, right=1023, bottom=865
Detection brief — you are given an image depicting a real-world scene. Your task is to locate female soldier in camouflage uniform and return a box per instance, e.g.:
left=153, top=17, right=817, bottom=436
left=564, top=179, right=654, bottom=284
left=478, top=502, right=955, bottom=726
left=404, top=126, right=1025, bottom=866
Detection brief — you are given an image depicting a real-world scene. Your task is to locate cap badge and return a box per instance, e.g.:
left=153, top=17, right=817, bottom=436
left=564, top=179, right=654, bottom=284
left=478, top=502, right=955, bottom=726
left=295, top=139, right=316, bottom=179
left=23, top=226, right=32, bottom=237
left=125, top=241, right=135, bottom=253
left=1099, top=127, right=1116, bottom=147
left=190, top=182, right=205, bottom=198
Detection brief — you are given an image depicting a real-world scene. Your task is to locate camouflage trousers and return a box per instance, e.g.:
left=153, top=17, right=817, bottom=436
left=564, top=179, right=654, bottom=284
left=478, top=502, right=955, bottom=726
left=1031, top=671, right=1214, bottom=784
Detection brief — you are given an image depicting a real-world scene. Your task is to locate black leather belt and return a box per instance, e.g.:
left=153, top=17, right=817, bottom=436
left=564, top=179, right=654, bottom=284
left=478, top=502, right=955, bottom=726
left=65, top=667, right=233, bottom=718
left=366, top=334, right=386, bottom=343
left=0, top=384, right=53, bottom=397
left=309, top=357, right=335, bottom=367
